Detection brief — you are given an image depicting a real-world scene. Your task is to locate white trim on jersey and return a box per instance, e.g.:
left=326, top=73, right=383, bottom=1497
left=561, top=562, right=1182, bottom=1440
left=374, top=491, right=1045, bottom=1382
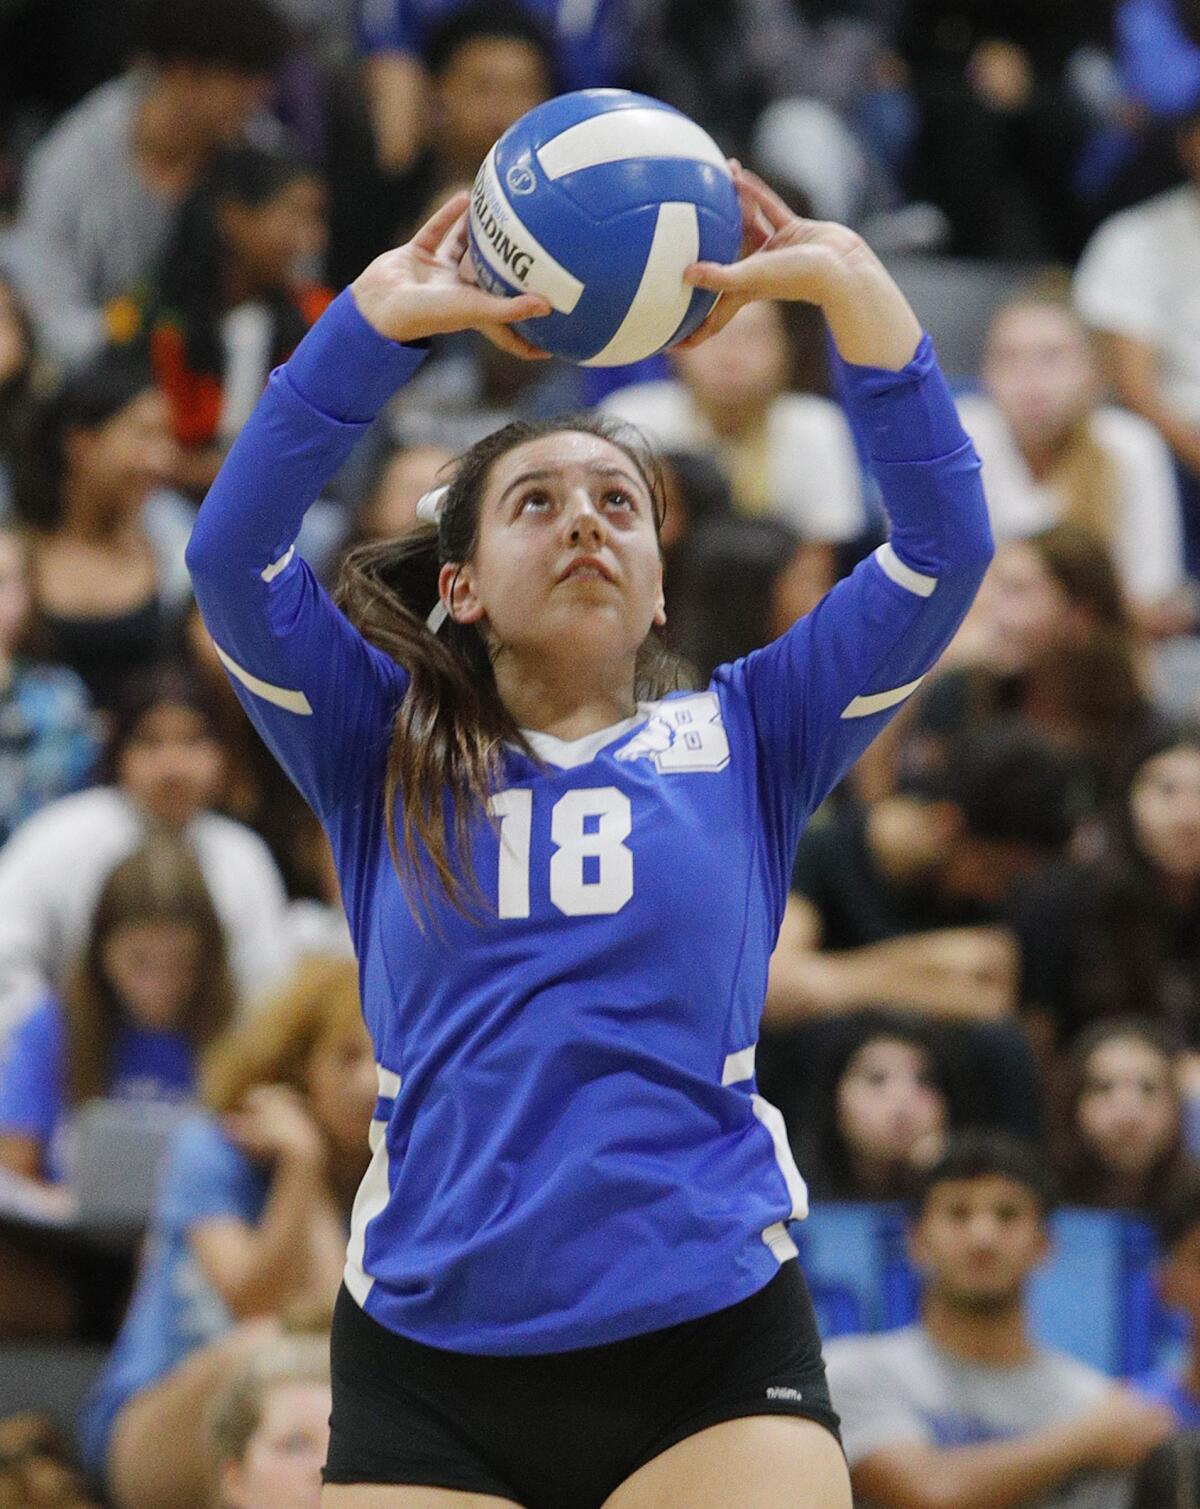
left=841, top=675, right=925, bottom=720
left=212, top=642, right=313, bottom=716
left=260, top=544, right=295, bottom=583
left=874, top=541, right=937, bottom=598
left=722, top=1043, right=808, bottom=1261
left=343, top=1064, right=400, bottom=1306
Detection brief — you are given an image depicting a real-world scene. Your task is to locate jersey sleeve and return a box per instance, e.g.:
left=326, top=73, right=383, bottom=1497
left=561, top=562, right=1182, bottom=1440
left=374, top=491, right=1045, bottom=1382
left=185, top=290, right=427, bottom=821
left=0, top=999, right=63, bottom=1146
left=717, top=334, right=993, bottom=868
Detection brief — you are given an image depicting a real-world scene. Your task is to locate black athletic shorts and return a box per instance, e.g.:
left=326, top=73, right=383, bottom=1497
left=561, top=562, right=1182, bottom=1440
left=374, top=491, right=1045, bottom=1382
left=324, top=1260, right=842, bottom=1508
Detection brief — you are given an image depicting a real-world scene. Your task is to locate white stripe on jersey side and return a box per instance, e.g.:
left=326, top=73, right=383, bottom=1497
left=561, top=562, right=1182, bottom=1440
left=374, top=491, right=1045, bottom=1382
left=343, top=1064, right=400, bottom=1306
left=212, top=643, right=313, bottom=715
left=874, top=541, right=937, bottom=597
left=260, top=544, right=295, bottom=583
left=722, top=1044, right=808, bottom=1261
left=841, top=675, right=925, bottom=720
left=536, top=108, right=728, bottom=179
left=582, top=203, right=700, bottom=368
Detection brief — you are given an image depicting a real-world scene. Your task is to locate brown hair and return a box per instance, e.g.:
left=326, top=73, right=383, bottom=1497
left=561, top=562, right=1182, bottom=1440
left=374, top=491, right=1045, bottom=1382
left=201, top=955, right=363, bottom=1114
left=988, top=286, right=1120, bottom=545
left=207, top=1332, right=329, bottom=1492
left=335, top=413, right=689, bottom=924
left=63, top=832, right=235, bottom=1107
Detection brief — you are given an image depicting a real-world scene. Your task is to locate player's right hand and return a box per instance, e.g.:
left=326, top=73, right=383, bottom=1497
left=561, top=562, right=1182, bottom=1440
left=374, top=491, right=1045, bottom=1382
left=350, top=191, right=551, bottom=349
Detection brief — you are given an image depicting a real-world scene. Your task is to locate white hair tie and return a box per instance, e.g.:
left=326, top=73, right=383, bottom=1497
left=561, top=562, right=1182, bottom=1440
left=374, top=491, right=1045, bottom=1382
left=415, top=485, right=449, bottom=525
left=426, top=600, right=449, bottom=634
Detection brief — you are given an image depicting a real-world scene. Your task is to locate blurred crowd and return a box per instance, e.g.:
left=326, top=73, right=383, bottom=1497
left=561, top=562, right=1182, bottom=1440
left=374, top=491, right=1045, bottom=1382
left=0, top=0, right=1199, bottom=1505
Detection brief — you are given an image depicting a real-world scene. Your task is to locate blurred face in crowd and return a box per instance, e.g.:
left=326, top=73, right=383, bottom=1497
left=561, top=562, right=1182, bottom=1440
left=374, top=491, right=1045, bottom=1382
left=983, top=302, right=1097, bottom=453
left=837, top=1037, right=947, bottom=1176
left=102, top=920, right=201, bottom=1030
left=66, top=388, right=179, bottom=521
left=434, top=38, right=551, bottom=177
left=163, top=63, right=273, bottom=150
left=1129, top=743, right=1200, bottom=887
left=361, top=445, right=454, bottom=540
left=306, top=1019, right=378, bottom=1160
left=969, top=539, right=1083, bottom=674
left=1076, top=1036, right=1179, bottom=1185
left=768, top=542, right=836, bottom=636
left=117, top=701, right=225, bottom=827
left=442, top=430, right=665, bottom=675
left=672, top=301, right=790, bottom=426
left=0, top=279, right=30, bottom=391
left=220, top=174, right=328, bottom=291
left=0, top=531, right=31, bottom=656
left=911, top=1175, right=1047, bottom=1312
left=221, top=1379, right=331, bottom=1509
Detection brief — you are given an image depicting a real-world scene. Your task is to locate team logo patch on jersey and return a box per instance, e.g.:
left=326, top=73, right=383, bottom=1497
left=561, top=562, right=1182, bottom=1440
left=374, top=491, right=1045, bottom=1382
left=615, top=691, right=730, bottom=772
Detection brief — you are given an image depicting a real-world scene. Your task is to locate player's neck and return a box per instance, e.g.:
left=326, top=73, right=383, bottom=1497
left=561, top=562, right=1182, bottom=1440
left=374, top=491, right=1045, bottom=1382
left=494, top=652, right=638, bottom=743
left=921, top=1289, right=1035, bottom=1368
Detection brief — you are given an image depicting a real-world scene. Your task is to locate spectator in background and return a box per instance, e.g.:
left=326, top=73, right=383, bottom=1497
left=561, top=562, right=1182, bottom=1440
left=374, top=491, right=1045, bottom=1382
left=0, top=525, right=97, bottom=846
left=799, top=1008, right=966, bottom=1202
left=118, top=145, right=330, bottom=500
left=1055, top=1019, right=1190, bottom=1216
left=12, top=345, right=192, bottom=713
left=207, top=1332, right=330, bottom=1509
left=904, top=529, right=1151, bottom=811
left=892, top=0, right=1109, bottom=259
left=77, top=957, right=375, bottom=1509
left=329, top=2, right=556, bottom=285
left=342, top=441, right=454, bottom=549
left=825, top=1133, right=1173, bottom=1509
left=1132, top=1176, right=1200, bottom=1427
left=602, top=300, right=866, bottom=553
left=357, top=0, right=616, bottom=177
left=5, top=0, right=293, bottom=369
left=0, top=274, right=37, bottom=520
left=1011, top=724, right=1200, bottom=1055
left=0, top=834, right=235, bottom=1340
left=0, top=664, right=291, bottom=1034
left=1074, top=104, right=1200, bottom=573
left=0, top=832, right=234, bottom=1188
left=1130, top=1433, right=1200, bottom=1509
left=676, top=516, right=840, bottom=681
left=959, top=290, right=1189, bottom=629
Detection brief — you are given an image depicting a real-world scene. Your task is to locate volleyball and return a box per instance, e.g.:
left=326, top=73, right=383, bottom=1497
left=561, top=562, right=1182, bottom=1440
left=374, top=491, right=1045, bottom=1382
left=467, top=89, right=742, bottom=367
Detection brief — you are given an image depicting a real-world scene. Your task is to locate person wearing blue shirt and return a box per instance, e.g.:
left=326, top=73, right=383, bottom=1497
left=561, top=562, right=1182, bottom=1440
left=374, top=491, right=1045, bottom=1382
left=1134, top=1180, right=1200, bottom=1428
left=185, top=168, right=994, bottom=1507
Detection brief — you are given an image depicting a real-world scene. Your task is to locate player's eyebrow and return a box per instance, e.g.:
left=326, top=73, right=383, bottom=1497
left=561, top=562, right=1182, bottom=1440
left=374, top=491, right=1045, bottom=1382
left=497, top=464, right=648, bottom=510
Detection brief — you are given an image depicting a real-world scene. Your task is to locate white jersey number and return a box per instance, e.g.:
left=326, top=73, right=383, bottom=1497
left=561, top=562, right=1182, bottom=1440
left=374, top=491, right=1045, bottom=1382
left=489, top=787, right=633, bottom=918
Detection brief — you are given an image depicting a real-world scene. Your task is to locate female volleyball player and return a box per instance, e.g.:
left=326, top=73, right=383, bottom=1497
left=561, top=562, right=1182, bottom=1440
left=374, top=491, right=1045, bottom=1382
left=187, top=170, right=993, bottom=1509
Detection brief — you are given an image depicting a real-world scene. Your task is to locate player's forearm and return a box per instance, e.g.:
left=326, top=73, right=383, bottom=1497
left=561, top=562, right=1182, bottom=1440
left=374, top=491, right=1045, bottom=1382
left=819, top=245, right=923, bottom=370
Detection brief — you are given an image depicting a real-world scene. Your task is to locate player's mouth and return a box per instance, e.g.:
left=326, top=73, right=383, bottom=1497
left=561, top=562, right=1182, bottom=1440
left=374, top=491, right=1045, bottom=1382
left=558, top=555, right=616, bottom=584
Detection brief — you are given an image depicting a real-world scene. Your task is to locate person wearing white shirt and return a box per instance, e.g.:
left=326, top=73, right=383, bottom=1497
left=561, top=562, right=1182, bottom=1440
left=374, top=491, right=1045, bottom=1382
left=1073, top=108, right=1200, bottom=571
left=957, top=293, right=1189, bottom=625
left=600, top=300, right=866, bottom=549
left=0, top=667, right=292, bottom=1037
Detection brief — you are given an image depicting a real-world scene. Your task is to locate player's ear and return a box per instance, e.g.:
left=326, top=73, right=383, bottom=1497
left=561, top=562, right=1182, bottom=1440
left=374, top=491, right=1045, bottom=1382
left=653, top=563, right=666, bottom=628
left=438, top=561, right=486, bottom=625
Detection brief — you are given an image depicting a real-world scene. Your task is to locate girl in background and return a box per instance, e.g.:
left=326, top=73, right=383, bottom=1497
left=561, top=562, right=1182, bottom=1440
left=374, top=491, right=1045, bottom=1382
left=78, top=956, right=375, bottom=1509
left=0, top=523, right=97, bottom=846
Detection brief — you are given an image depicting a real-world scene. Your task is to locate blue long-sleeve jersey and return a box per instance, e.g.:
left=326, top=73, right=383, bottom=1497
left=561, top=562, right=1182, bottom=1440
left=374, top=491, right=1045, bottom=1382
left=187, top=290, right=992, bottom=1355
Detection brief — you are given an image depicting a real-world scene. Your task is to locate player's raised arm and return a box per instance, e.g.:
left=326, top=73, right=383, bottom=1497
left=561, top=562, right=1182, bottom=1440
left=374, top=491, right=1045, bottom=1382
left=186, top=194, right=550, bottom=818
left=686, top=172, right=993, bottom=841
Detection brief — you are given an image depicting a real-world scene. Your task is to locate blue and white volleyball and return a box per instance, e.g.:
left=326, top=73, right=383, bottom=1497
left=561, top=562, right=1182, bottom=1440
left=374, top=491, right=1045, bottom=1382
left=467, top=90, right=741, bottom=366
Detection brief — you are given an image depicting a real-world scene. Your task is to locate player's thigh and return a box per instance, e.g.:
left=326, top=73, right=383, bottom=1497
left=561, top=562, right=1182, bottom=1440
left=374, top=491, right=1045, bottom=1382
left=322, top=1487, right=524, bottom=1508
left=600, top=1415, right=851, bottom=1509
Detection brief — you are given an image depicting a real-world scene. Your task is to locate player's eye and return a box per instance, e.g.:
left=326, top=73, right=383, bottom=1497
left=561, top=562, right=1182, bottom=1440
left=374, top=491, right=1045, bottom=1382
left=602, top=488, right=635, bottom=511
left=518, top=490, right=552, bottom=514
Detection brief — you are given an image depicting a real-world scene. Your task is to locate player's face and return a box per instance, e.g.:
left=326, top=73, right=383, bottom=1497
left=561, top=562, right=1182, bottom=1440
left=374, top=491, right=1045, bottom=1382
left=836, top=1037, right=947, bottom=1172
left=101, top=920, right=201, bottom=1030
left=983, top=303, right=1096, bottom=447
left=1077, top=1037, right=1178, bottom=1180
left=910, top=1176, right=1047, bottom=1312
left=1129, top=745, right=1200, bottom=884
left=447, top=431, right=666, bottom=674
left=221, top=1380, right=330, bottom=1509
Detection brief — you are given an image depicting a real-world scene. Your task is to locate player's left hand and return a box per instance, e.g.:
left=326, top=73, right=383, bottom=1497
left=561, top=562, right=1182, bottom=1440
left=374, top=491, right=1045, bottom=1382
left=676, top=167, right=871, bottom=349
